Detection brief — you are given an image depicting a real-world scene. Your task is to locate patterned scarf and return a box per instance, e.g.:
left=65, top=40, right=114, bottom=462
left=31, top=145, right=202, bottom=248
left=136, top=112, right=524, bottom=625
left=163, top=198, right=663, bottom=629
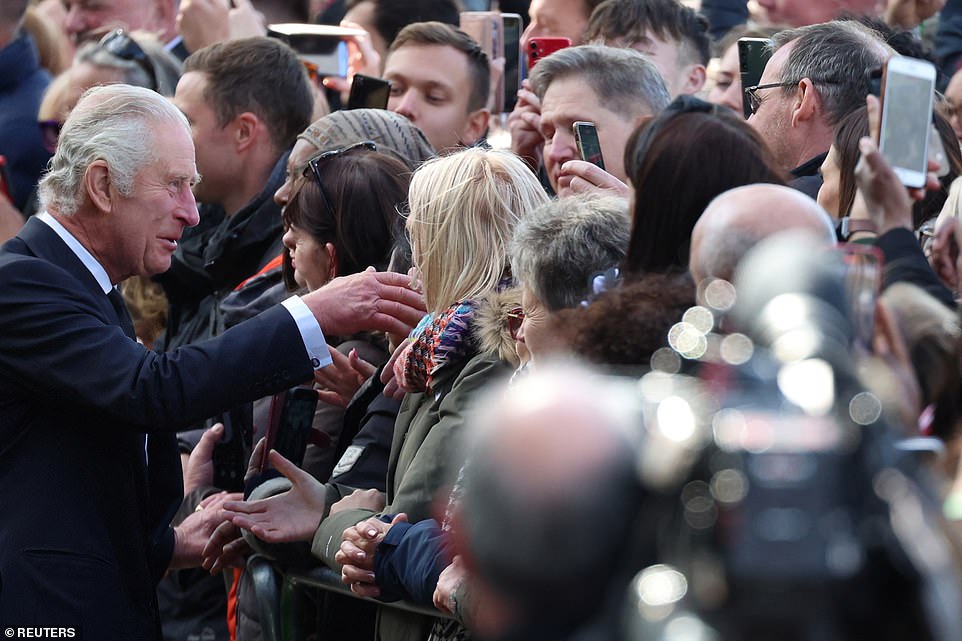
left=394, top=301, right=478, bottom=395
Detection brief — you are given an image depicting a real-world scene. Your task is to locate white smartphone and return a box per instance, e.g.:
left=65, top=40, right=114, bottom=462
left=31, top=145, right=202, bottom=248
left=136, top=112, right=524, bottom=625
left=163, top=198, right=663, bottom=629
left=879, top=56, right=937, bottom=188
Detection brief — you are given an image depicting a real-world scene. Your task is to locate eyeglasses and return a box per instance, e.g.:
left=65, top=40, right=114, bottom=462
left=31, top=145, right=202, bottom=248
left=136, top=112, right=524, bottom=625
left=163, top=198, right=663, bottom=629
left=743, top=81, right=797, bottom=116
left=506, top=306, right=525, bottom=341
left=99, top=28, right=158, bottom=91
left=303, top=140, right=378, bottom=217
left=38, top=120, right=63, bottom=154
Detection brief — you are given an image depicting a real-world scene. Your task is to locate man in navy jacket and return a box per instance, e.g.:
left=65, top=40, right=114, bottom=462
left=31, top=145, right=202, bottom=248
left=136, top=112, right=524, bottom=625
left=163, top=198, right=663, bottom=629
left=0, top=83, right=423, bottom=640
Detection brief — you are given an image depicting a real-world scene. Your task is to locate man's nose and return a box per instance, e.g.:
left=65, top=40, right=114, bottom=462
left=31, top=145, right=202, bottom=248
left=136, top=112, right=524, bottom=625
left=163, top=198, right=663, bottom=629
left=392, top=90, right=419, bottom=122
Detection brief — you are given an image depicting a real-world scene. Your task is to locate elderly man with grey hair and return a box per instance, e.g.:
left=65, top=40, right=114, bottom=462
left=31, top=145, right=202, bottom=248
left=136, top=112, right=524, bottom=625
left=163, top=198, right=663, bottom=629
left=0, top=83, right=423, bottom=638
left=748, top=20, right=895, bottom=199
left=516, top=45, right=670, bottom=198
left=510, top=193, right=631, bottom=365
left=689, top=184, right=837, bottom=286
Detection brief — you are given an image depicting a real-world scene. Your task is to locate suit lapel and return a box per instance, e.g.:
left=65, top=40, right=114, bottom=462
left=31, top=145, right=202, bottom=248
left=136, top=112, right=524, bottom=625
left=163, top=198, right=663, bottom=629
left=16, top=217, right=123, bottom=326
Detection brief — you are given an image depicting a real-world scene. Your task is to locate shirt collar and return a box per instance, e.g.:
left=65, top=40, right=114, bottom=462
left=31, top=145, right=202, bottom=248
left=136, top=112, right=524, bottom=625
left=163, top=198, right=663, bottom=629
left=37, top=211, right=113, bottom=294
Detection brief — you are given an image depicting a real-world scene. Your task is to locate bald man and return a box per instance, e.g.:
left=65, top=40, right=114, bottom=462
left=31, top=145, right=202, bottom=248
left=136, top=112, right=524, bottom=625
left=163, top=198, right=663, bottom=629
left=689, top=184, right=836, bottom=285
left=456, top=362, right=643, bottom=641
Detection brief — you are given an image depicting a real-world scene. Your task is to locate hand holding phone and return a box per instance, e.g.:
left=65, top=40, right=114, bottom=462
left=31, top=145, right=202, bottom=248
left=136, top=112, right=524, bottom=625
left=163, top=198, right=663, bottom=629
left=879, top=56, right=936, bottom=188
left=573, top=121, right=605, bottom=170
left=527, top=36, right=570, bottom=70
left=347, top=74, right=390, bottom=109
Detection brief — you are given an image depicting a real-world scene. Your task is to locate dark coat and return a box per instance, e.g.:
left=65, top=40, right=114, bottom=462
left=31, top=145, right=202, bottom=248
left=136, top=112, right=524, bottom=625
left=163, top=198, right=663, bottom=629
left=0, top=217, right=312, bottom=640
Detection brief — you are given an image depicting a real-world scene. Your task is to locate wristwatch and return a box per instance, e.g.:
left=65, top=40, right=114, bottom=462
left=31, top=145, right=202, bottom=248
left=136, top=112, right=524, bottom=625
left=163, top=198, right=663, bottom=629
left=838, top=217, right=877, bottom=241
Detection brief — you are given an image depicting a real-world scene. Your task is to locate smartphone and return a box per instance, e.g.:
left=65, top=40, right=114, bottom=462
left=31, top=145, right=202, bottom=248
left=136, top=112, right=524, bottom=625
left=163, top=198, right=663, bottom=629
left=460, top=11, right=503, bottom=112
left=501, top=13, right=523, bottom=112
left=738, top=38, right=772, bottom=119
left=527, top=36, right=571, bottom=71
left=267, top=23, right=364, bottom=77
left=347, top=73, right=391, bottom=110
left=879, top=56, right=937, bottom=188
left=839, top=243, right=883, bottom=351
left=0, top=155, right=12, bottom=203
left=573, top=121, right=605, bottom=170
left=261, top=386, right=318, bottom=470
left=213, top=409, right=251, bottom=492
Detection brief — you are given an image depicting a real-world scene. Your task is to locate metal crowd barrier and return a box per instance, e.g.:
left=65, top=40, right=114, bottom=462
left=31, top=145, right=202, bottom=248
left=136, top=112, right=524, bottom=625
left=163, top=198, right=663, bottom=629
left=247, top=555, right=453, bottom=641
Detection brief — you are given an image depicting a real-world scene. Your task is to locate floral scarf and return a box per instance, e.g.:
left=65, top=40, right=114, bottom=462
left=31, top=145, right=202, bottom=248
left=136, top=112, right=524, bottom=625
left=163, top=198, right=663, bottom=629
left=394, top=300, right=478, bottom=395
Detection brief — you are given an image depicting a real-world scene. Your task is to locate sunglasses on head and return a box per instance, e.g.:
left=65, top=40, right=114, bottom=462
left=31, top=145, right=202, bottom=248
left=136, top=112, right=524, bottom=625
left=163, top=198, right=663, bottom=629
left=98, top=28, right=158, bottom=92
left=302, top=140, right=378, bottom=217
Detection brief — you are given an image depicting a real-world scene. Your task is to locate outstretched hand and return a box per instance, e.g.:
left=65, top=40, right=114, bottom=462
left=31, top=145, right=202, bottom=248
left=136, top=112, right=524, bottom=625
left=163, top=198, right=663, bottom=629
left=302, top=268, right=426, bottom=338
left=315, top=347, right=376, bottom=407
left=171, top=491, right=242, bottom=569
left=222, top=450, right=327, bottom=544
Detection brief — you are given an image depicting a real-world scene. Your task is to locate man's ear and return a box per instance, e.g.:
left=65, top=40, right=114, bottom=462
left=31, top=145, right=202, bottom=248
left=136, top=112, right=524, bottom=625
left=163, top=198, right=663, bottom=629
left=461, top=108, right=490, bottom=147
left=84, top=160, right=113, bottom=213
left=679, top=64, right=707, bottom=96
left=790, top=78, right=820, bottom=128
left=232, top=112, right=263, bottom=153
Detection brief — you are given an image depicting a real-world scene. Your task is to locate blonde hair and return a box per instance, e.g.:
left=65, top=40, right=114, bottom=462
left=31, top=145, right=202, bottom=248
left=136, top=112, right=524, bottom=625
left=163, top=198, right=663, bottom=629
left=406, top=148, right=549, bottom=313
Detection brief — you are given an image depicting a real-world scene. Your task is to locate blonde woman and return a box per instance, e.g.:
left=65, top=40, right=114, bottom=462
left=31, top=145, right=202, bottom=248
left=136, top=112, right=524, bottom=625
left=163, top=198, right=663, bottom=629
left=221, top=148, right=547, bottom=639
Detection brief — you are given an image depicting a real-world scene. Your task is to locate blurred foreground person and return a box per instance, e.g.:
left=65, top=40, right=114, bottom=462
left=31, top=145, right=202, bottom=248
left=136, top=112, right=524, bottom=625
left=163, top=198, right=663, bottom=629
left=454, top=362, right=644, bottom=641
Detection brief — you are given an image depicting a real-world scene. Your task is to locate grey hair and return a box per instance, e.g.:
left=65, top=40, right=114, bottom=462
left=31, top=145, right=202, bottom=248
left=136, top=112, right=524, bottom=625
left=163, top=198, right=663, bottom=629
left=510, top=194, right=631, bottom=311
left=774, top=20, right=894, bottom=127
left=73, top=31, right=183, bottom=97
left=529, top=45, right=671, bottom=120
left=39, top=84, right=191, bottom=215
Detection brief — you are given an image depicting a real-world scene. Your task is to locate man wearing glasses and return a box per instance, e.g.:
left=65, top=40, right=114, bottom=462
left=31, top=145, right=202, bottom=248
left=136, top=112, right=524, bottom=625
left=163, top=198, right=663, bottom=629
left=746, top=20, right=893, bottom=199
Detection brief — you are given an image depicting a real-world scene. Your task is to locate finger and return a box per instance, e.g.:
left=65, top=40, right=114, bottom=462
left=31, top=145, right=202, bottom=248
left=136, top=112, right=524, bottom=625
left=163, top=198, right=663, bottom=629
left=351, top=582, right=381, bottom=598
left=267, top=449, right=312, bottom=485
left=198, top=491, right=228, bottom=510
left=390, top=513, right=408, bottom=525
left=349, top=349, right=376, bottom=378
left=520, top=111, right=541, bottom=130
left=316, top=389, right=348, bottom=407
left=192, top=423, right=224, bottom=464
left=322, top=76, right=351, bottom=92
left=341, top=564, right=377, bottom=584
left=377, top=278, right=428, bottom=312
left=223, top=499, right=266, bottom=515
left=866, top=94, right=881, bottom=144
left=202, top=520, right=240, bottom=557
left=246, top=437, right=267, bottom=479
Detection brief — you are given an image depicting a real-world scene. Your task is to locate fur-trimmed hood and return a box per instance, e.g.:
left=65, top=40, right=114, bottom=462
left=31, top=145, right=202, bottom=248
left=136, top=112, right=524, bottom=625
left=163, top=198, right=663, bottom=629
left=472, top=286, right=522, bottom=369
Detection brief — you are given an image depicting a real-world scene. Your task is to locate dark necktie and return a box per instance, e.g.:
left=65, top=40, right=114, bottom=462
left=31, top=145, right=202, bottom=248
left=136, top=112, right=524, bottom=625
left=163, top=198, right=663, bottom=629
left=107, top=287, right=137, bottom=341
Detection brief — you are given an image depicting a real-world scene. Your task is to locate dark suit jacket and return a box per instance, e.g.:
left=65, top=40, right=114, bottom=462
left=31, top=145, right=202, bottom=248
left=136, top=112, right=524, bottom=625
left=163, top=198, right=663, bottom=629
left=0, top=218, right=313, bottom=639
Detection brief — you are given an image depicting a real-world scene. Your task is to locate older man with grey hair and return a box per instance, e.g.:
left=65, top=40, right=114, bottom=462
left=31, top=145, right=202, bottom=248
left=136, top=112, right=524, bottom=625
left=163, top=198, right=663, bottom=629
left=510, top=193, right=631, bottom=364
left=748, top=20, right=894, bottom=199
left=689, top=184, right=837, bottom=286
left=0, top=83, right=422, bottom=638
left=519, top=45, right=670, bottom=198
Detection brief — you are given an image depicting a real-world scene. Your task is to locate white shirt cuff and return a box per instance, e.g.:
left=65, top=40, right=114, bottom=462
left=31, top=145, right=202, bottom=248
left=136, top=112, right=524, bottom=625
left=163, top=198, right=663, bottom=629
left=281, top=296, right=332, bottom=370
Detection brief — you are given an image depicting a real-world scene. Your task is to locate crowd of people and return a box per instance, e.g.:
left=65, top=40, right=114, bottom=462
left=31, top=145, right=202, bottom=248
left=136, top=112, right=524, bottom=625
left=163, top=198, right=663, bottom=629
left=5, top=0, right=962, bottom=639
